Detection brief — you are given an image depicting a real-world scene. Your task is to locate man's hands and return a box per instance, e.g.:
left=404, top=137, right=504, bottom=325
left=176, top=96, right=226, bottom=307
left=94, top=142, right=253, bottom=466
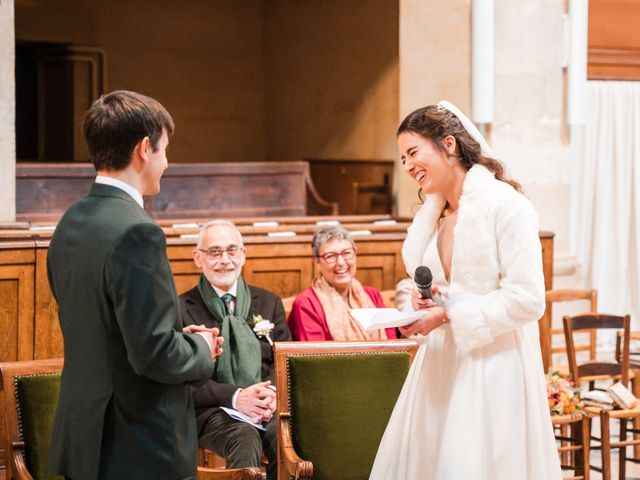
left=235, top=381, right=277, bottom=424
left=184, top=324, right=224, bottom=361
left=398, top=285, right=448, bottom=337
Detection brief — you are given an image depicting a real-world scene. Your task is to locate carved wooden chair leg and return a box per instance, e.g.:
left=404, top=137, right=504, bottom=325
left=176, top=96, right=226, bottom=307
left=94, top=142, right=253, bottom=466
left=601, top=410, right=612, bottom=480
left=633, top=371, right=640, bottom=458
left=619, top=418, right=627, bottom=480
left=561, top=423, right=571, bottom=466
left=581, top=415, right=591, bottom=479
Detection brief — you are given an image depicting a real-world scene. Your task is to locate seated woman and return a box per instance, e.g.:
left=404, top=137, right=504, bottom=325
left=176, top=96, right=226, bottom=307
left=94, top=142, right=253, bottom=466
left=287, top=226, right=397, bottom=341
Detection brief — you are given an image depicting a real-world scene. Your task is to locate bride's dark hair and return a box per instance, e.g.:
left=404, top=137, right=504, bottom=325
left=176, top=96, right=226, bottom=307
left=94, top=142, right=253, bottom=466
left=398, top=105, right=521, bottom=197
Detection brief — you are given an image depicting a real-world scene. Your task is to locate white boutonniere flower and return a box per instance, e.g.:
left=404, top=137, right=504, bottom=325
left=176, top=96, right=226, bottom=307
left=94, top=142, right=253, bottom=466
left=252, top=314, right=275, bottom=346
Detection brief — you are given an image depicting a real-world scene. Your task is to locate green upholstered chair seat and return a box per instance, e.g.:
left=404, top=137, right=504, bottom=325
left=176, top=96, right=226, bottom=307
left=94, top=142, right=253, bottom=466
left=16, top=372, right=64, bottom=480
left=288, top=352, right=410, bottom=480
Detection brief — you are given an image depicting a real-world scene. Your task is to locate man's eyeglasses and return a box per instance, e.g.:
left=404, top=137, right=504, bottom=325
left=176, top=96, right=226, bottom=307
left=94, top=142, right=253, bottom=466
left=318, top=248, right=356, bottom=265
left=198, top=246, right=243, bottom=259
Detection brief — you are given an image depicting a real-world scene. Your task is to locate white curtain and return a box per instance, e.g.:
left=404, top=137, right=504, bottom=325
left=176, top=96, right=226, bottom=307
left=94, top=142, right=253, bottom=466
left=571, top=81, right=640, bottom=327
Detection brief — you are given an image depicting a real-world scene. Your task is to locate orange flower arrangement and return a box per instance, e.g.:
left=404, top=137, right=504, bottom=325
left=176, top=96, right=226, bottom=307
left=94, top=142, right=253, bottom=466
left=546, top=371, right=583, bottom=416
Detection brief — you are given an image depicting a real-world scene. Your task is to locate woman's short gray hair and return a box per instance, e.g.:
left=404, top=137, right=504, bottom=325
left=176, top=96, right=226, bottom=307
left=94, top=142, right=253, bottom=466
left=311, top=226, right=355, bottom=258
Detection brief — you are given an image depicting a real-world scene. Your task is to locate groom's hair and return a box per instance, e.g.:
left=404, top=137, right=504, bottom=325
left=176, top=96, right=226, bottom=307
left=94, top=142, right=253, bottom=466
left=84, top=90, right=174, bottom=172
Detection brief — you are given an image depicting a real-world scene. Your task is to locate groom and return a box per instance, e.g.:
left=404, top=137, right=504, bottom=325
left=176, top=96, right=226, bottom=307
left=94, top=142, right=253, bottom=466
left=47, top=91, right=222, bottom=480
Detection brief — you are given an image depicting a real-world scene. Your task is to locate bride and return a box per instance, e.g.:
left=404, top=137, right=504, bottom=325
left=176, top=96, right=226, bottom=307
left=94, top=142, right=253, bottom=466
left=369, top=101, right=561, bottom=480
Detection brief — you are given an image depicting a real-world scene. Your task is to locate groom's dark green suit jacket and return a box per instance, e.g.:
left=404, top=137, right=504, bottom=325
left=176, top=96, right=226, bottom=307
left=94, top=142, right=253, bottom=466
left=47, top=183, right=215, bottom=480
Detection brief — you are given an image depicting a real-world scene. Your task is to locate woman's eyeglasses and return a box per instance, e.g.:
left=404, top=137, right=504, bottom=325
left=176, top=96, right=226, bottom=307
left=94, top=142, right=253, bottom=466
left=198, top=246, right=243, bottom=259
left=318, top=248, right=356, bottom=265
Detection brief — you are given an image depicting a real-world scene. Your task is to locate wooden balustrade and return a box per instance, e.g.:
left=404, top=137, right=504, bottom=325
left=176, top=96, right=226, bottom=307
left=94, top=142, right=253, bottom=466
left=0, top=216, right=554, bottom=364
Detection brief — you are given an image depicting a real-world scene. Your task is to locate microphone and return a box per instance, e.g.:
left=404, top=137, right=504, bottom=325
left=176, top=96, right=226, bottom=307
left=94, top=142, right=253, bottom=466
left=414, top=266, right=434, bottom=301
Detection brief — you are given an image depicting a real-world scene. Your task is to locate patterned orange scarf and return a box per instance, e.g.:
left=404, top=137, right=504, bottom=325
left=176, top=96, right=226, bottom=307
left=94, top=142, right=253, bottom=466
left=312, top=275, right=387, bottom=341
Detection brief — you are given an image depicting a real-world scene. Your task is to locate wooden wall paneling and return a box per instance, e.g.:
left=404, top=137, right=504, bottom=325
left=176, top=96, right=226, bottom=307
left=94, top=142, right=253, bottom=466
left=162, top=222, right=412, bottom=241
left=0, top=246, right=36, bottom=362
left=16, top=162, right=331, bottom=222
left=351, top=254, right=397, bottom=292
left=32, top=46, right=105, bottom=161
left=351, top=233, right=407, bottom=288
left=0, top=226, right=554, bottom=365
left=0, top=245, right=35, bottom=476
left=540, top=232, right=554, bottom=291
left=16, top=163, right=94, bottom=222
left=145, top=162, right=309, bottom=219
left=33, top=243, right=62, bottom=359
left=588, top=48, right=640, bottom=80
left=306, top=159, right=395, bottom=215
left=167, top=245, right=206, bottom=296
left=244, top=258, right=315, bottom=299
left=242, top=240, right=315, bottom=298
left=538, top=232, right=554, bottom=371
left=221, top=214, right=397, bottom=226
left=588, top=0, right=640, bottom=80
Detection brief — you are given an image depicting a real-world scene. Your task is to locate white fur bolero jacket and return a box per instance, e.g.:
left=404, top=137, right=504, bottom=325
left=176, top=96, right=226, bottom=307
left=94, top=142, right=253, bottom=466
left=401, top=164, right=546, bottom=352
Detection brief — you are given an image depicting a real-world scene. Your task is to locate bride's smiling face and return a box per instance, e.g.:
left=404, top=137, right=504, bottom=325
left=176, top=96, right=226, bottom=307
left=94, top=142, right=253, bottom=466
left=398, top=132, right=456, bottom=196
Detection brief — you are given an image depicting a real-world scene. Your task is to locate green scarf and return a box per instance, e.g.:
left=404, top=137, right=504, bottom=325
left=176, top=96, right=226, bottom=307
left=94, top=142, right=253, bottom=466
left=197, top=274, right=261, bottom=387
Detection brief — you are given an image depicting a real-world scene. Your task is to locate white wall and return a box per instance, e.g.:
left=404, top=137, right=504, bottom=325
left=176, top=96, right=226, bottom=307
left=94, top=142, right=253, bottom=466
left=398, top=0, right=578, bottom=287
left=398, top=0, right=471, bottom=217
left=493, top=0, right=579, bottom=285
left=265, top=0, right=399, bottom=161
left=0, top=0, right=15, bottom=222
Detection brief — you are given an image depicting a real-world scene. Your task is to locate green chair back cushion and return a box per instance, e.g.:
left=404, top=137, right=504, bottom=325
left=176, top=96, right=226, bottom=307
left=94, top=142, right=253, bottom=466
left=16, top=372, right=64, bottom=480
left=288, top=352, right=410, bottom=480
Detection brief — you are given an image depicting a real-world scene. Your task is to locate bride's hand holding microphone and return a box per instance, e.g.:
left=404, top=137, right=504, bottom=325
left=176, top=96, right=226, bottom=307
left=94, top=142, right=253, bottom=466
left=399, top=266, right=449, bottom=337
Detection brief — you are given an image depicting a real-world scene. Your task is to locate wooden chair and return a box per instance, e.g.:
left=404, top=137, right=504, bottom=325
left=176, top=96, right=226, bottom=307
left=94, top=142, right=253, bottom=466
left=1, top=358, right=64, bottom=480
left=274, top=339, right=418, bottom=480
left=616, top=331, right=640, bottom=457
left=0, top=358, right=260, bottom=480
left=552, top=413, right=591, bottom=479
left=564, top=313, right=640, bottom=480
left=540, top=289, right=598, bottom=373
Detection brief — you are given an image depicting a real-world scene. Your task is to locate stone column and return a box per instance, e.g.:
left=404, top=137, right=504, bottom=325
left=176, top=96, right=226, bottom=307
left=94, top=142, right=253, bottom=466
left=397, top=0, right=471, bottom=217
left=0, top=0, right=15, bottom=222
left=492, top=0, right=578, bottom=284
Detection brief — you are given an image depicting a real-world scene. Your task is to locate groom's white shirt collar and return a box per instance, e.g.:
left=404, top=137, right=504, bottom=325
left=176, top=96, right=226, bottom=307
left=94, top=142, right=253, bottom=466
left=95, top=176, right=144, bottom=208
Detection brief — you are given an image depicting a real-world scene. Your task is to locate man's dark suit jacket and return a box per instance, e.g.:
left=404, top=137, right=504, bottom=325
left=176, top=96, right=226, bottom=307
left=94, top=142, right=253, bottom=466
left=180, top=283, right=291, bottom=433
left=47, top=183, right=215, bottom=480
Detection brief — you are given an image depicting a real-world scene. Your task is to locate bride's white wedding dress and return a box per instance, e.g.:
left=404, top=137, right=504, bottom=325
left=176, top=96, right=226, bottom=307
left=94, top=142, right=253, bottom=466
left=370, top=166, right=561, bottom=480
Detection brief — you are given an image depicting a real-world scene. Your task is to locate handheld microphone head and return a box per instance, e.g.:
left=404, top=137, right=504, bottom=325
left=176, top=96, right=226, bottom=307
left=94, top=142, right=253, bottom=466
left=414, top=266, right=434, bottom=301
left=414, top=266, right=433, bottom=288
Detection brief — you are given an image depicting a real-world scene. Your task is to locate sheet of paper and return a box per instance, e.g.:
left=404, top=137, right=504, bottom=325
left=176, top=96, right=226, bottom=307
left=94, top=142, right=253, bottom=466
left=253, top=221, right=279, bottom=227
left=172, top=222, right=200, bottom=229
left=349, top=308, right=425, bottom=331
left=373, top=219, right=397, bottom=226
left=219, top=407, right=267, bottom=431
left=29, top=225, right=57, bottom=231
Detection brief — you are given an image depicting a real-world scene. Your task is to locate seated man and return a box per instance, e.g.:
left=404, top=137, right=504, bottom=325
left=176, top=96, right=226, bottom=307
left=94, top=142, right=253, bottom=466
left=180, top=219, right=291, bottom=480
